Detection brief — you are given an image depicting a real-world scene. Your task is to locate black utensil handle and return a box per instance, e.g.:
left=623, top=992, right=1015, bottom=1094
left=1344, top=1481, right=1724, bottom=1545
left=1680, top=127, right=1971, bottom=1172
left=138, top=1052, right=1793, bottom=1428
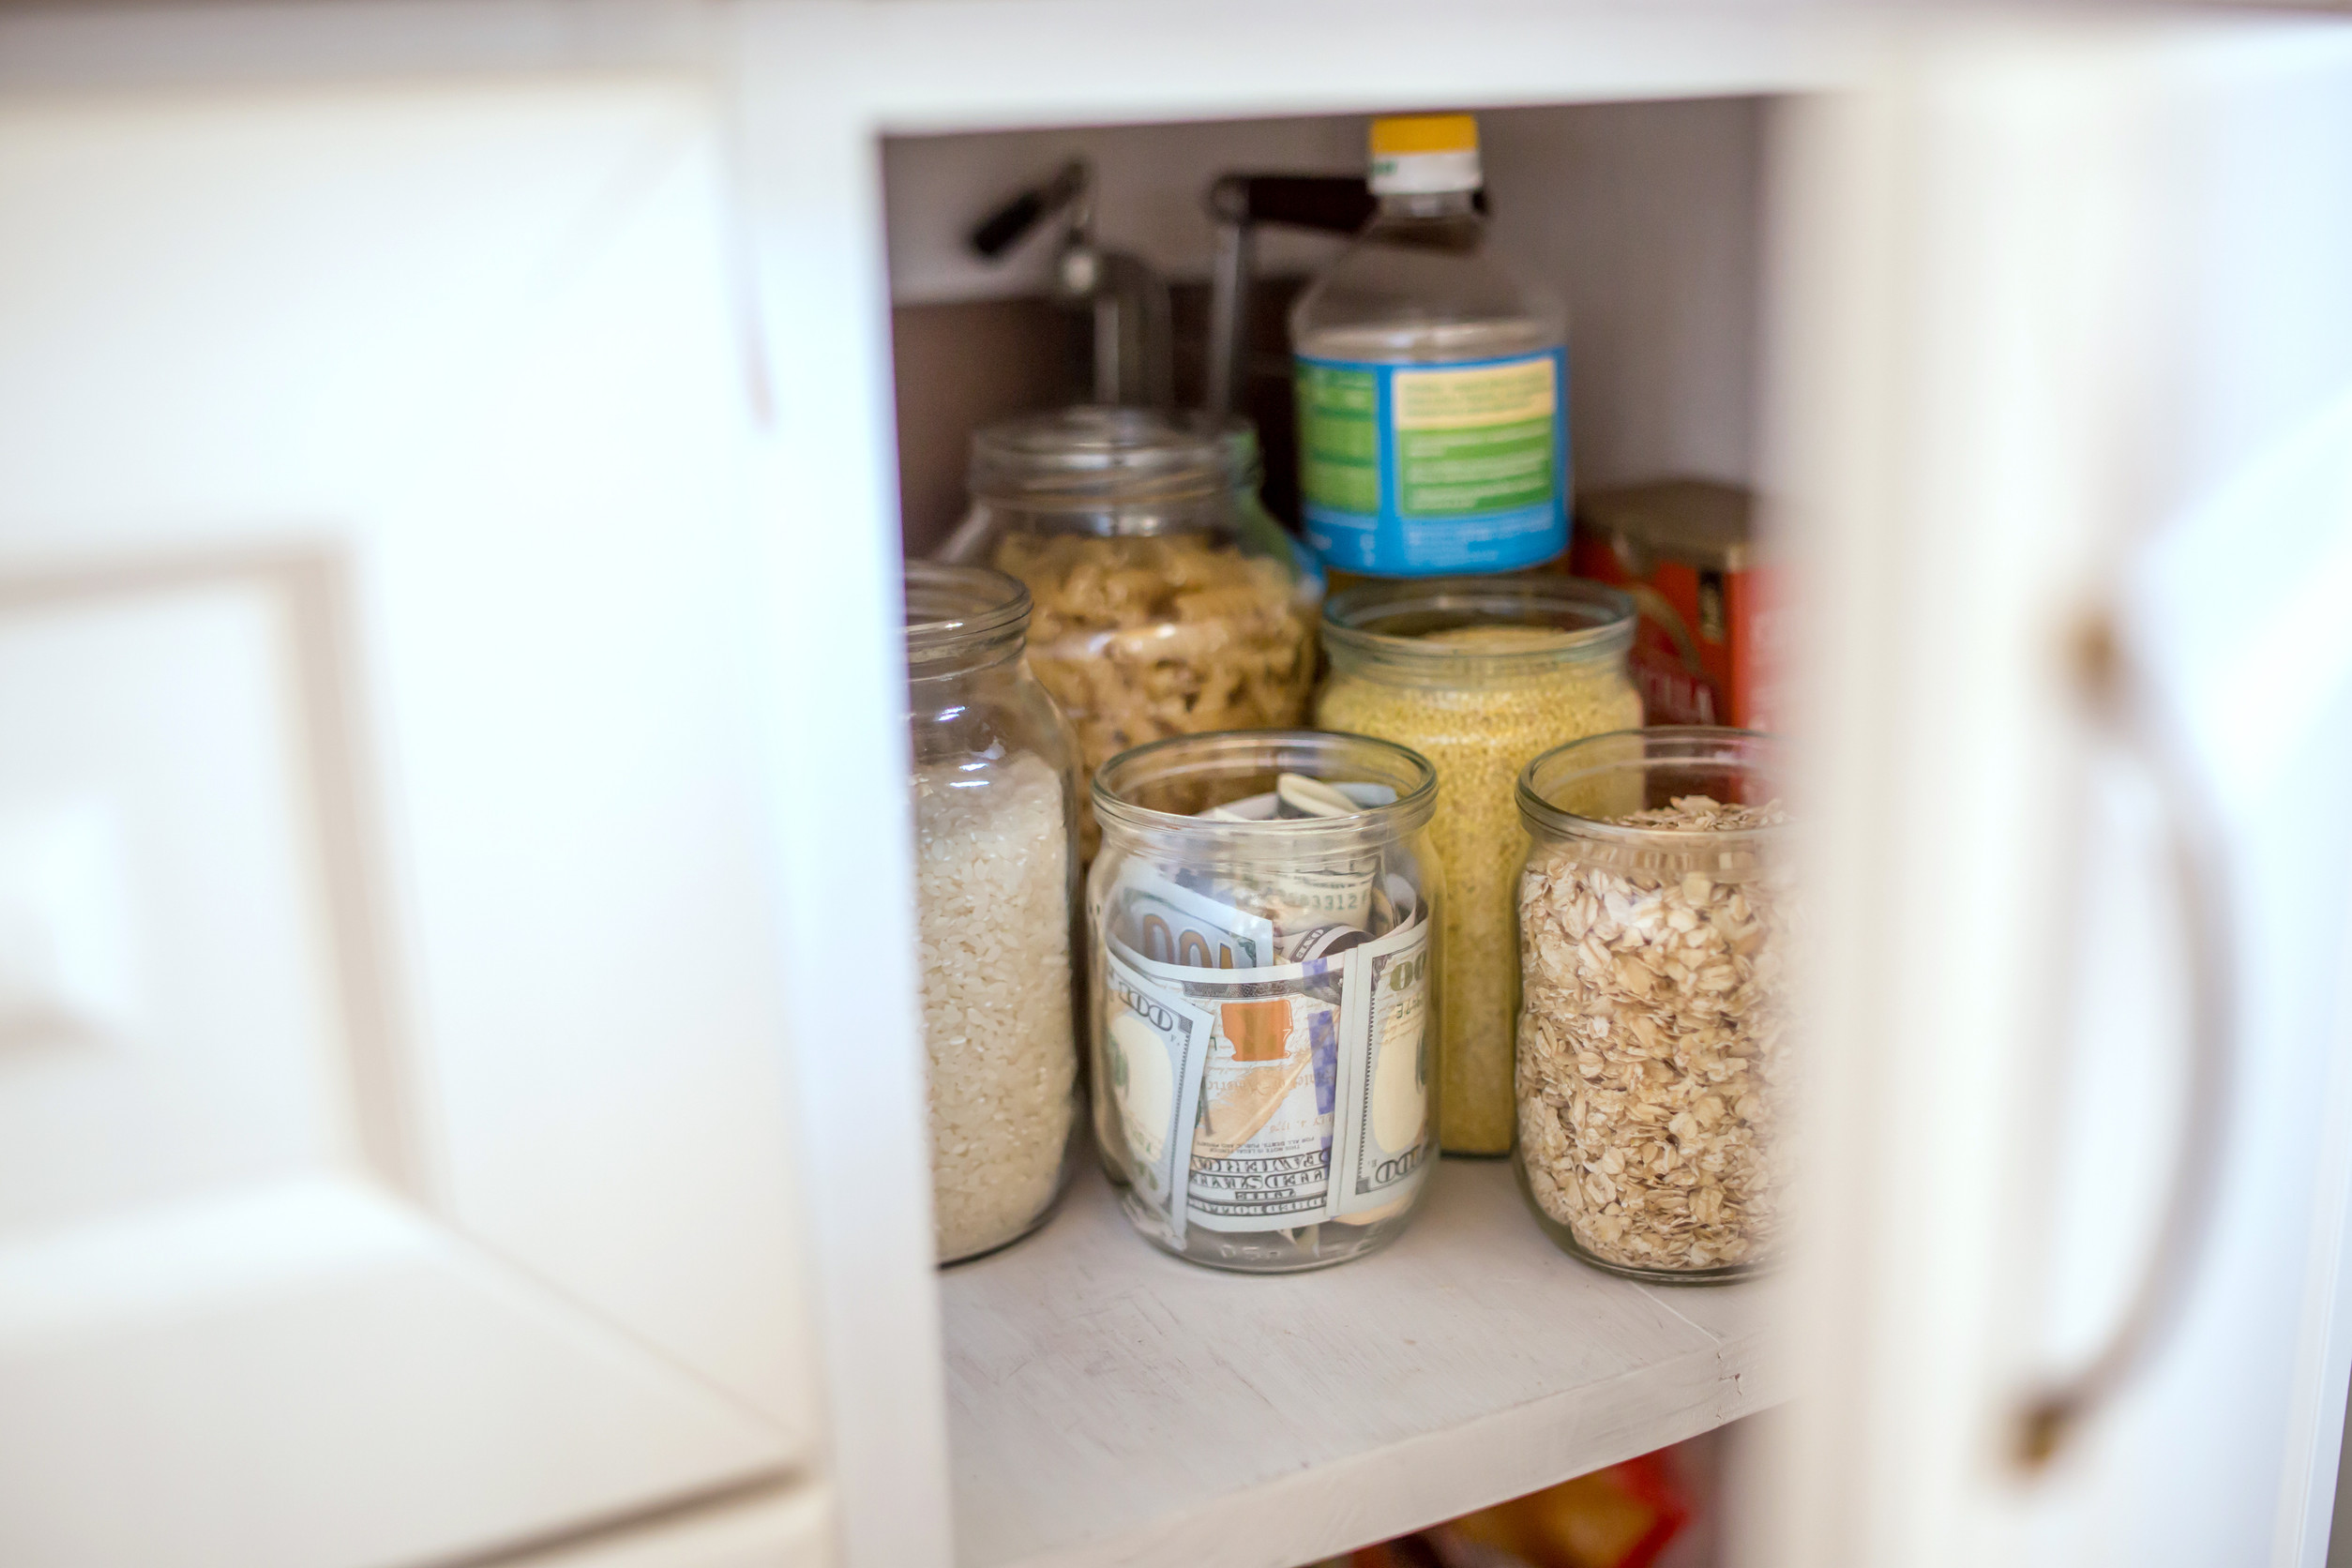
left=1209, top=173, right=1376, bottom=234
left=969, top=160, right=1089, bottom=260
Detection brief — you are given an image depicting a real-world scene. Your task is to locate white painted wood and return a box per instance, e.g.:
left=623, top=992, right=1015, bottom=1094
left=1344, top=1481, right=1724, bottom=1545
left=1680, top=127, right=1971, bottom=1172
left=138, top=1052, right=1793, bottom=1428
left=834, top=0, right=1852, bottom=135
left=0, top=7, right=1857, bottom=1563
left=0, top=1178, right=788, bottom=1568
left=0, top=0, right=720, bottom=94
left=490, top=1483, right=834, bottom=1568
left=728, top=13, right=960, bottom=1568
left=0, top=62, right=826, bottom=1568
left=945, top=1158, right=1780, bottom=1568
left=1762, top=14, right=2352, bottom=1568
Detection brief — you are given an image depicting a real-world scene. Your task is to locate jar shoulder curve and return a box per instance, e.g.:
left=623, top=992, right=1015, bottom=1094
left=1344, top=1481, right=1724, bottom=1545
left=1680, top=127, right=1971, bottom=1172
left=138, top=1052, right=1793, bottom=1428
left=910, top=659, right=1081, bottom=776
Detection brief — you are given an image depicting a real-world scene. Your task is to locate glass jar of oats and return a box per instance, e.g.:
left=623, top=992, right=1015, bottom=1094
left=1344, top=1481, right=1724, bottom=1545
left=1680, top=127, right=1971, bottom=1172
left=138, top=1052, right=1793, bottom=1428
left=1514, top=728, right=1792, bottom=1282
left=940, top=407, right=1321, bottom=860
left=1316, top=577, right=1638, bottom=1155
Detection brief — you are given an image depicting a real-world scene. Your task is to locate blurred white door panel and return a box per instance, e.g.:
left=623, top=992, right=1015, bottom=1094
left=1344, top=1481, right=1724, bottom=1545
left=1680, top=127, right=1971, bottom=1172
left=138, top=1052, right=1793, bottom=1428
left=1775, top=16, right=2352, bottom=1568
left=0, top=74, right=819, bottom=1568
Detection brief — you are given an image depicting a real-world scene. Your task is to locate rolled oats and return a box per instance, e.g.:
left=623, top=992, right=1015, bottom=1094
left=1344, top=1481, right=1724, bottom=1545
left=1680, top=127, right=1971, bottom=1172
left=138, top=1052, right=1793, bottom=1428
left=1515, top=795, right=1793, bottom=1273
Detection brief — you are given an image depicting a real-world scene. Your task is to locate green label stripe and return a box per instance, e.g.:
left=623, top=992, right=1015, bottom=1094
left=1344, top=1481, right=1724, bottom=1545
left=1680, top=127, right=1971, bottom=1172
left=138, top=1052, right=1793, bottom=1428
left=1296, top=363, right=1380, bottom=514
left=1397, top=415, right=1554, bottom=517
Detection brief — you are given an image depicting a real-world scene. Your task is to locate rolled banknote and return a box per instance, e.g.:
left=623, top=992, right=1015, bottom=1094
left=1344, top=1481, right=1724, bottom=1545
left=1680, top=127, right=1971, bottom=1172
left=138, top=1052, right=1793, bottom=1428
left=1332, top=907, right=1435, bottom=1226
left=1107, top=934, right=1349, bottom=1235
left=1110, top=864, right=1276, bottom=971
left=1183, top=786, right=1383, bottom=935
left=1100, top=943, right=1214, bottom=1233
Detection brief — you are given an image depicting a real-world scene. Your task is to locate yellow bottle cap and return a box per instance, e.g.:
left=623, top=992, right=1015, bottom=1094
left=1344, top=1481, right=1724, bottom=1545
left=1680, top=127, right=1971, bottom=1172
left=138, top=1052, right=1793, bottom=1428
left=1368, top=114, right=1482, bottom=195
left=1369, top=114, right=1479, bottom=158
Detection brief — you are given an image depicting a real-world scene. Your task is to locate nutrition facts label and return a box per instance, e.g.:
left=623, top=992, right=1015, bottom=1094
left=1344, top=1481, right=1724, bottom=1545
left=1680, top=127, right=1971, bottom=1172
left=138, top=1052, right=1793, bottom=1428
left=1295, top=346, right=1568, bottom=576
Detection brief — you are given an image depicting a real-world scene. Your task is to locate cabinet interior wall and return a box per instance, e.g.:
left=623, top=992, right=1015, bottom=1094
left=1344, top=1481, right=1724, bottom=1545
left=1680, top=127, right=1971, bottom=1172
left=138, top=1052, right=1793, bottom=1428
left=882, top=96, right=1768, bottom=555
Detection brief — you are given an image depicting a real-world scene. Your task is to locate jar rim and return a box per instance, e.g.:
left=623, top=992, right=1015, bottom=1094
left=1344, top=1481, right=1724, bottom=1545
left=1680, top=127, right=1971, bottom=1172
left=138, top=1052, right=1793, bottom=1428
left=1515, top=725, right=1788, bottom=844
left=971, top=405, right=1257, bottom=507
left=904, top=561, right=1030, bottom=663
left=1322, top=574, right=1636, bottom=677
left=1093, top=729, right=1439, bottom=841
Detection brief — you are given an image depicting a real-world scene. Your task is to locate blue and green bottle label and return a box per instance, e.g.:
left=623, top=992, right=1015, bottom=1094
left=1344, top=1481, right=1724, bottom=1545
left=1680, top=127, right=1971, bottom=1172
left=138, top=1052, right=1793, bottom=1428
left=1293, top=347, right=1568, bottom=576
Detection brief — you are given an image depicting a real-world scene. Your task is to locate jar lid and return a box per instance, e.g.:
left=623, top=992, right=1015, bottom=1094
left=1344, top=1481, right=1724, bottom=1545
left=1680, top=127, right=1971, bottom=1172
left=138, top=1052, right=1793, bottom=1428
left=970, top=406, right=1253, bottom=531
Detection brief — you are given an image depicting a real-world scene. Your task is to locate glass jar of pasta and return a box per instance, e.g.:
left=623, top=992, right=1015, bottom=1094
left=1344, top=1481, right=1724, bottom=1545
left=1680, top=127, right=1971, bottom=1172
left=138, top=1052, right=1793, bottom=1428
left=905, top=562, right=1083, bottom=1264
left=1090, top=730, right=1442, bottom=1273
left=940, top=406, right=1322, bottom=859
left=1316, top=576, right=1639, bottom=1156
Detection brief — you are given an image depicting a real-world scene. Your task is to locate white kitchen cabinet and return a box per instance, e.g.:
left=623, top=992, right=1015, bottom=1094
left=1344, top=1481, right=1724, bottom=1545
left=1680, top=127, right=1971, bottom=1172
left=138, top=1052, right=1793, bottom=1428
left=0, top=53, right=824, bottom=1568
left=1768, top=20, right=2352, bottom=1568
left=3, top=5, right=2349, bottom=1568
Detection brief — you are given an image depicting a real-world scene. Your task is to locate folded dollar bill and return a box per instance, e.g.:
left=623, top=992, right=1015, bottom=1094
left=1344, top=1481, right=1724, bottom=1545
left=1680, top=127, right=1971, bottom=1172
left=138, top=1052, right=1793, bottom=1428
left=1101, top=904, right=1434, bottom=1244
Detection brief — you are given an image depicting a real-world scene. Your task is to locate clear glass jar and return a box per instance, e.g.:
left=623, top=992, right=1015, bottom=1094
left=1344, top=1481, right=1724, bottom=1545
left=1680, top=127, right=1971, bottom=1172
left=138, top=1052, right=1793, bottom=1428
left=1289, top=114, right=1569, bottom=577
left=1513, top=727, right=1793, bottom=1282
left=1316, top=576, right=1639, bottom=1156
left=905, top=562, right=1083, bottom=1264
left=940, top=406, right=1322, bottom=859
left=1089, top=730, right=1442, bottom=1273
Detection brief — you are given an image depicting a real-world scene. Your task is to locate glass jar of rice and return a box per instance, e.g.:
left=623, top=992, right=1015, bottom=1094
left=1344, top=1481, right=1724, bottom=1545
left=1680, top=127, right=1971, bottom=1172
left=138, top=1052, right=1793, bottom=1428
left=937, top=406, right=1322, bottom=861
left=1316, top=576, right=1639, bottom=1155
left=905, top=562, right=1083, bottom=1264
left=1089, top=731, right=1442, bottom=1273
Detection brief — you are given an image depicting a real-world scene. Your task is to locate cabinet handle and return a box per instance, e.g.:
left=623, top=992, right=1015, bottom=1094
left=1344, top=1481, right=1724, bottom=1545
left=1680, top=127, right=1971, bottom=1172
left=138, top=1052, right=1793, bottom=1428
left=2013, top=611, right=2234, bottom=1470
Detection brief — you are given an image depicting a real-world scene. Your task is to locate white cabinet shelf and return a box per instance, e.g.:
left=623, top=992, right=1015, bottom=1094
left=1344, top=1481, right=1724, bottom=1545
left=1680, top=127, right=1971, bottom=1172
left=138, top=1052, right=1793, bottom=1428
left=942, top=1157, right=1781, bottom=1568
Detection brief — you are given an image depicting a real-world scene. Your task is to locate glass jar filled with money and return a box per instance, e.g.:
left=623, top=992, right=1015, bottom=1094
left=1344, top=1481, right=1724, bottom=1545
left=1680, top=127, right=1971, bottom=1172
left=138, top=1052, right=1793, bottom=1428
left=905, top=562, right=1084, bottom=1265
left=1089, top=730, right=1442, bottom=1272
left=936, top=406, right=1323, bottom=861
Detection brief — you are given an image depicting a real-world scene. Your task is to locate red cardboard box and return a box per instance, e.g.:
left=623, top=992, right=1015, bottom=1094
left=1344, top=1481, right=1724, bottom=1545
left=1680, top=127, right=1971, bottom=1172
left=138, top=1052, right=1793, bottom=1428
left=1567, top=480, right=1786, bottom=734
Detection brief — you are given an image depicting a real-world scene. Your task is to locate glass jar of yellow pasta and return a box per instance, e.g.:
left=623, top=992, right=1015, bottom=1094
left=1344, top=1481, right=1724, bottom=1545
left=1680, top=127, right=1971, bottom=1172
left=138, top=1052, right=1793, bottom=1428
left=940, top=407, right=1322, bottom=858
left=1317, top=577, right=1639, bottom=1155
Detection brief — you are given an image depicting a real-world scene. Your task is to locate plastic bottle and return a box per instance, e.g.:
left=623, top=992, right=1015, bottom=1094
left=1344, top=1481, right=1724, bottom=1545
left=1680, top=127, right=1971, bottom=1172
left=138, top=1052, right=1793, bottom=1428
left=1289, top=113, right=1569, bottom=578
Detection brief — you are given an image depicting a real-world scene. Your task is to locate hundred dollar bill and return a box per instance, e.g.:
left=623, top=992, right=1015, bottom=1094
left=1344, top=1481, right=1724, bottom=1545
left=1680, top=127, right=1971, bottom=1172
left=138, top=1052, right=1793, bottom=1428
left=1108, top=863, right=1276, bottom=971
left=1181, top=789, right=1384, bottom=935
left=1333, top=906, right=1436, bottom=1225
left=1108, top=936, right=1349, bottom=1234
left=1100, top=943, right=1214, bottom=1240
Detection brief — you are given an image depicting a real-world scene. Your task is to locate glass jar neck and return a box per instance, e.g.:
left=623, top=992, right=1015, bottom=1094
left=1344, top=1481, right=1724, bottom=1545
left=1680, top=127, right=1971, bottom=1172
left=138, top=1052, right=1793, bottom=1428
left=1093, top=730, right=1437, bottom=855
left=980, top=491, right=1240, bottom=540
left=1515, top=727, right=1787, bottom=874
left=904, top=561, right=1033, bottom=681
left=1321, top=576, right=1636, bottom=689
left=908, top=627, right=1026, bottom=682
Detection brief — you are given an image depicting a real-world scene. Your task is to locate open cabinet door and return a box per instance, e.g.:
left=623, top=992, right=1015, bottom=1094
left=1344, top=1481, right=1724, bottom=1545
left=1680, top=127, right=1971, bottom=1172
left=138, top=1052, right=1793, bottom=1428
left=0, top=70, right=825, bottom=1568
left=1774, top=13, right=2352, bottom=1568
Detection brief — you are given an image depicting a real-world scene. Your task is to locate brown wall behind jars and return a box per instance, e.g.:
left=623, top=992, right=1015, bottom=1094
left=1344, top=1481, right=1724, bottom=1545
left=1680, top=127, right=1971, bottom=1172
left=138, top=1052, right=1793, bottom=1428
left=889, top=276, right=1312, bottom=560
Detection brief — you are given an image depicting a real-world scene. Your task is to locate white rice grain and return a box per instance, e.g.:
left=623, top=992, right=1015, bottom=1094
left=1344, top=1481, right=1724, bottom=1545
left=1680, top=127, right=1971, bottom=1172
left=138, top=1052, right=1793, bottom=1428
left=914, top=752, right=1076, bottom=1261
